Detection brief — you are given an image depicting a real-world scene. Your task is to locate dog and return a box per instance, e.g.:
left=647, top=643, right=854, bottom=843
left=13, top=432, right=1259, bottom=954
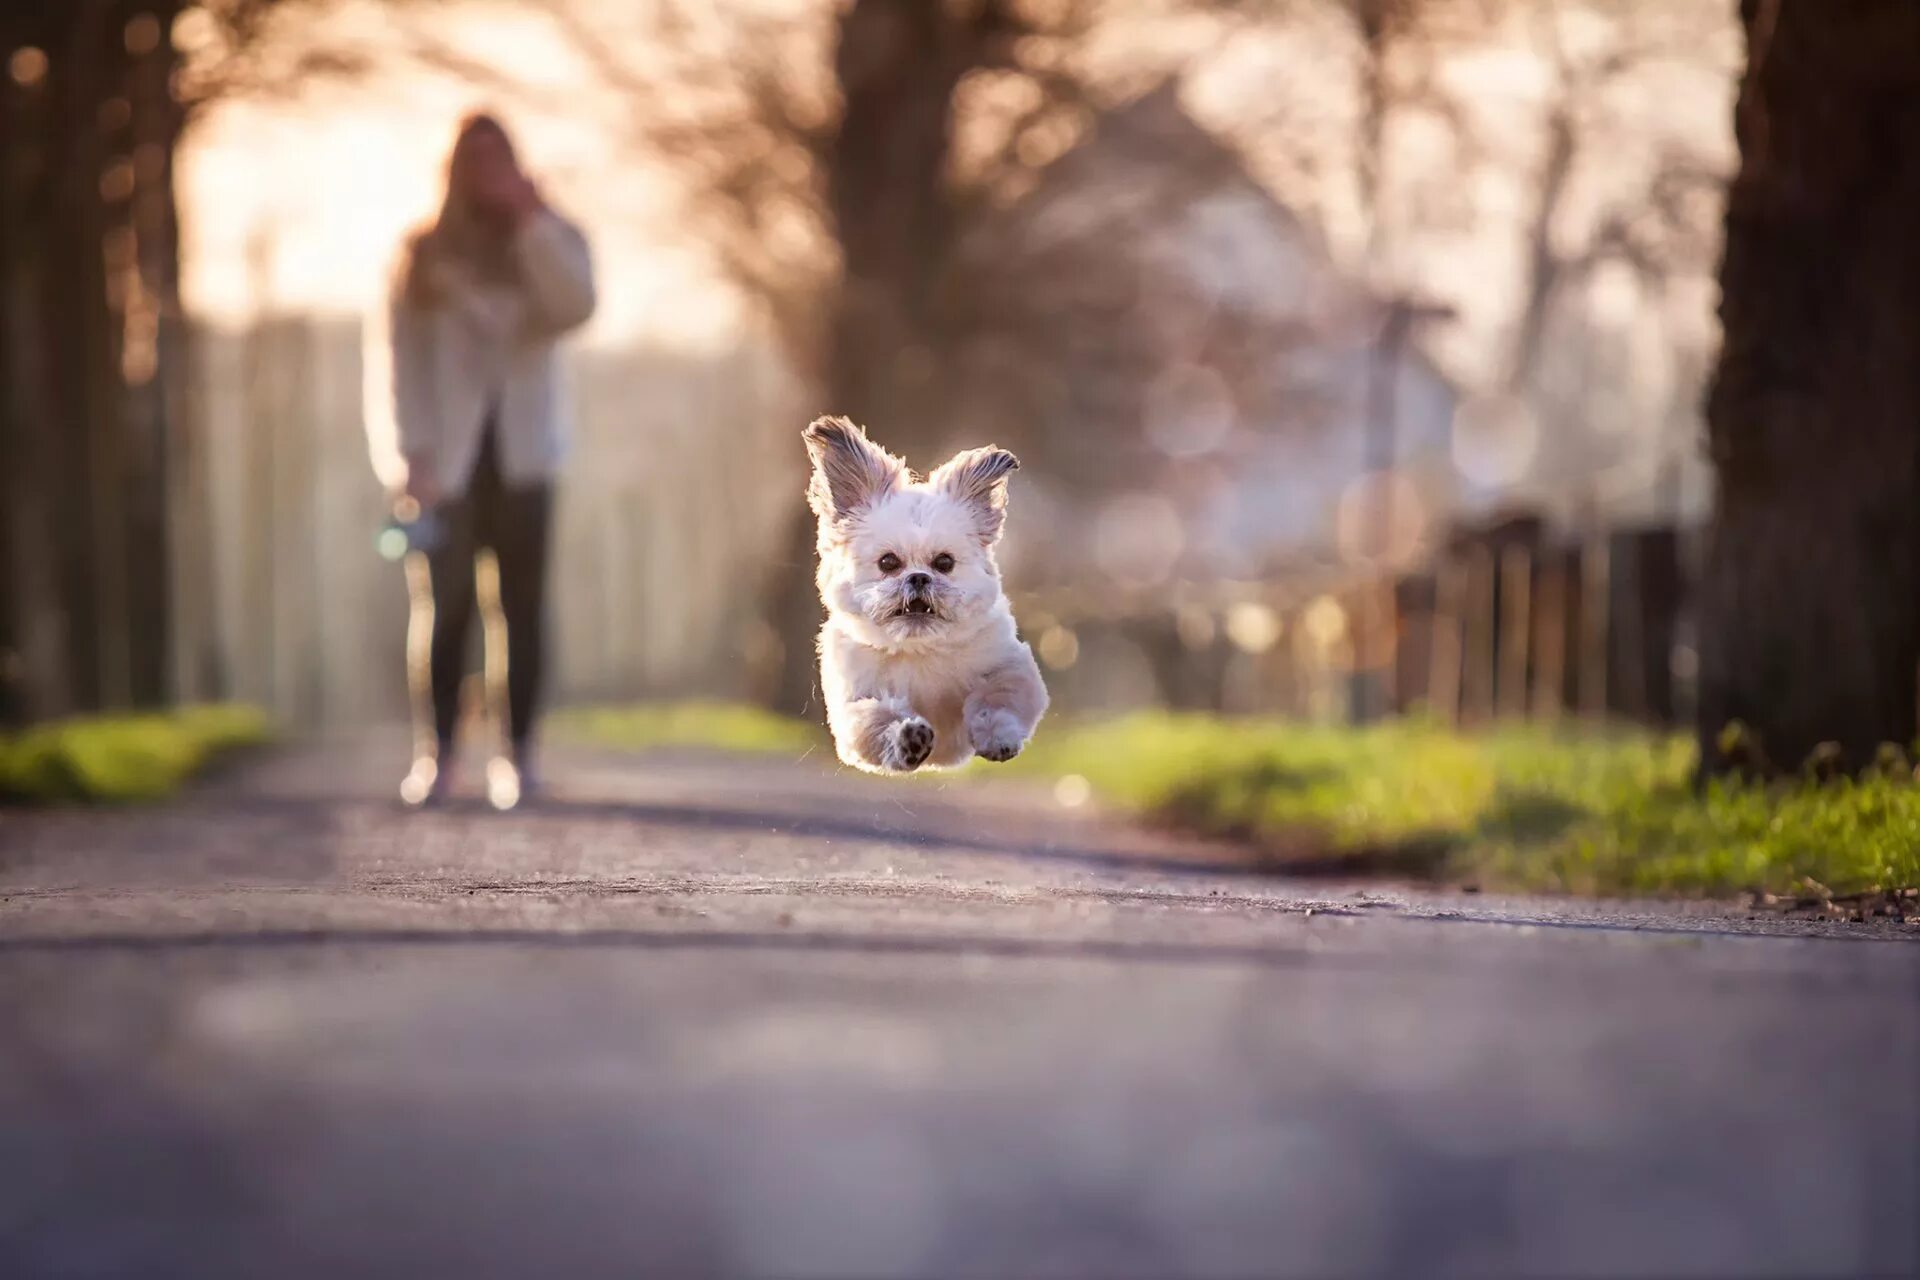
left=804, top=415, right=1049, bottom=774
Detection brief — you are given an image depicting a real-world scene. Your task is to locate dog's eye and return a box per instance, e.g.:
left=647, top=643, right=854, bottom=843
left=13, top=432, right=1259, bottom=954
left=932, top=552, right=956, bottom=574
left=877, top=552, right=902, bottom=574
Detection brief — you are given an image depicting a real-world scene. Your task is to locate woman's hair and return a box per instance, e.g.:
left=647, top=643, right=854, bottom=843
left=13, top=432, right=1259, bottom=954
left=395, top=111, right=522, bottom=309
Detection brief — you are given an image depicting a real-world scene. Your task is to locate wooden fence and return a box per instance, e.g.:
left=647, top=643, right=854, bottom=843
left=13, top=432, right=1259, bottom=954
left=173, top=315, right=801, bottom=729
left=164, top=312, right=1695, bottom=736
left=1020, top=511, right=1698, bottom=730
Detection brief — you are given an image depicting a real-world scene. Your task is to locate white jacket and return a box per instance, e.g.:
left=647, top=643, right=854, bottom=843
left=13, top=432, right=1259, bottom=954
left=364, top=210, right=596, bottom=498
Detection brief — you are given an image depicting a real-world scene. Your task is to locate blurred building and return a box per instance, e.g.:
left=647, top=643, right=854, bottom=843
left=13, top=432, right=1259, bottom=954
left=945, top=83, right=1465, bottom=599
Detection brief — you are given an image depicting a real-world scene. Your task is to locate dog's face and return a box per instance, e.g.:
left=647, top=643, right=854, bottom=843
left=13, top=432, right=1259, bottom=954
left=804, top=417, right=1019, bottom=649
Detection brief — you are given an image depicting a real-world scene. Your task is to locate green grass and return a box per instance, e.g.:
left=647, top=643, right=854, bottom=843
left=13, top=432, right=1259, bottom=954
left=0, top=704, right=270, bottom=804
left=1010, top=713, right=1920, bottom=899
left=557, top=701, right=1920, bottom=900
left=554, top=701, right=825, bottom=758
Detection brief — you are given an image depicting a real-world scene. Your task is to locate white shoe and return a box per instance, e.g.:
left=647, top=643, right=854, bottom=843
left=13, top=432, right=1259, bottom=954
left=400, top=756, right=453, bottom=807
left=485, top=755, right=525, bottom=811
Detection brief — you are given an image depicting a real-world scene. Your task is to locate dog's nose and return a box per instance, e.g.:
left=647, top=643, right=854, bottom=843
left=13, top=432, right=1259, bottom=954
left=906, top=572, right=932, bottom=592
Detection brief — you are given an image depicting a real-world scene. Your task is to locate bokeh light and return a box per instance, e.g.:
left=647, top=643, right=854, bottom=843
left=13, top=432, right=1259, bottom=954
left=124, top=14, right=163, bottom=56
left=171, top=6, right=218, bottom=55
left=1670, top=645, right=1699, bottom=681
left=99, top=158, right=137, bottom=202
left=1224, top=602, right=1282, bottom=654
left=1038, top=625, right=1080, bottom=670
left=9, top=47, right=48, bottom=89
left=1302, top=595, right=1348, bottom=649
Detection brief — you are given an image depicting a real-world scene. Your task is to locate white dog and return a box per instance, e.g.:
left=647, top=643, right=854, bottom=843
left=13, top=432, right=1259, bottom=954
left=804, top=416, right=1049, bottom=774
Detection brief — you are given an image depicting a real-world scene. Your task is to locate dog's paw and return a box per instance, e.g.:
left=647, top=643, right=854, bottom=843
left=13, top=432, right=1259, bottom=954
left=969, top=710, right=1027, bottom=764
left=888, top=717, right=936, bottom=772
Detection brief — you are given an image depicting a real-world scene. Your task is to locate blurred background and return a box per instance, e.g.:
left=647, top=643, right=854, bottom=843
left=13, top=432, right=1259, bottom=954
left=0, top=0, right=1737, bottom=735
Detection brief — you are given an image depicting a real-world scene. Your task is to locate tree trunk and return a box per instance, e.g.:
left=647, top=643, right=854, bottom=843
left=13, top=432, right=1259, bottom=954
left=0, top=2, right=101, bottom=720
left=0, top=20, right=73, bottom=724
left=0, top=0, right=188, bottom=722
left=760, top=0, right=1003, bottom=715
left=51, top=1, right=125, bottom=710
left=1697, top=0, right=1920, bottom=775
left=122, top=4, right=187, bottom=707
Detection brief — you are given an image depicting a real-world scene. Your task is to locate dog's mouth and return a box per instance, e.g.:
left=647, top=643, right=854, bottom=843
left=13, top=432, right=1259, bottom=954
left=891, top=597, right=939, bottom=622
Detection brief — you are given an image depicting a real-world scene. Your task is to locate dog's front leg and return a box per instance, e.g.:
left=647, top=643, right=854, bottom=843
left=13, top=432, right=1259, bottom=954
left=831, top=696, right=937, bottom=774
left=964, top=651, right=1049, bottom=763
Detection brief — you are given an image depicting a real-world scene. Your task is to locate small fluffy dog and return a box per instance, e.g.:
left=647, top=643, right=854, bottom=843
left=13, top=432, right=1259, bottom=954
left=804, top=416, right=1049, bottom=773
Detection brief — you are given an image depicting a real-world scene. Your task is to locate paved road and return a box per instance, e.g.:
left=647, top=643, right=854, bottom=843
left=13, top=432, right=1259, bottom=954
left=2, top=738, right=1917, bottom=1278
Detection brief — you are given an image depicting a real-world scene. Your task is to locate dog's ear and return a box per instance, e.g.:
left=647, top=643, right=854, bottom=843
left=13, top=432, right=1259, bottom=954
left=930, top=446, right=1020, bottom=542
left=804, top=416, right=904, bottom=523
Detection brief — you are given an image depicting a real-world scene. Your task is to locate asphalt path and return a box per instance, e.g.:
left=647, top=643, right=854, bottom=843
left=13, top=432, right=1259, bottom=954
left=2, top=738, right=1915, bottom=1278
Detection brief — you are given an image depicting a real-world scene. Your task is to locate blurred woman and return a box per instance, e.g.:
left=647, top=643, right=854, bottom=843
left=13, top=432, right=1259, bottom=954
left=366, top=112, right=596, bottom=806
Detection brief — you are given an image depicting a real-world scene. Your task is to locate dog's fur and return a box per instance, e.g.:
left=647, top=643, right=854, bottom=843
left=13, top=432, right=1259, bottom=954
left=804, top=416, right=1049, bottom=773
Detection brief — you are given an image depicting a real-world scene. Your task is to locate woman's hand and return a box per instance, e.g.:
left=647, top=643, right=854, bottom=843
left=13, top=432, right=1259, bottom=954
left=500, top=171, right=545, bottom=225
left=468, top=151, right=544, bottom=227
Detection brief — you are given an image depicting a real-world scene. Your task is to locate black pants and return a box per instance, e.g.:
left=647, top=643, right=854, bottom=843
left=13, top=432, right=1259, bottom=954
left=422, top=432, right=552, bottom=756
